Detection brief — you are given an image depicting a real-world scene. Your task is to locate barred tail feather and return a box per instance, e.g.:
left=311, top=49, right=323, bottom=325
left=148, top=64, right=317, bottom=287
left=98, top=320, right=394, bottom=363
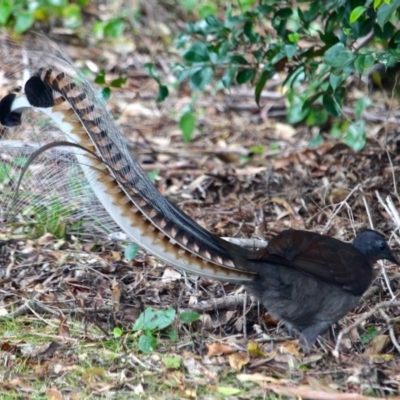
left=0, top=37, right=255, bottom=282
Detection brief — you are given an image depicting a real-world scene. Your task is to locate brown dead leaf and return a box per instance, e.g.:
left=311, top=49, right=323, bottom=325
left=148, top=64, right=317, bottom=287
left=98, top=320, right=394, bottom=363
left=307, top=376, right=339, bottom=394
left=111, top=278, right=121, bottom=312
left=253, top=383, right=382, bottom=399
left=236, top=373, right=281, bottom=385
left=161, top=266, right=182, bottom=283
left=171, top=371, right=186, bottom=391
left=22, top=342, right=60, bottom=359
left=366, top=335, right=389, bottom=355
left=182, top=354, right=218, bottom=383
left=329, top=188, right=350, bottom=204
left=275, top=122, right=296, bottom=140
left=262, top=313, right=279, bottom=326
left=206, top=342, right=235, bottom=357
left=228, top=352, right=250, bottom=371
left=0, top=378, right=33, bottom=391
left=279, top=341, right=302, bottom=358
left=37, top=233, right=56, bottom=245
left=81, top=367, right=106, bottom=384
left=369, top=354, right=394, bottom=363
left=270, top=197, right=296, bottom=215
left=46, top=387, right=63, bottom=400
left=57, top=314, right=71, bottom=338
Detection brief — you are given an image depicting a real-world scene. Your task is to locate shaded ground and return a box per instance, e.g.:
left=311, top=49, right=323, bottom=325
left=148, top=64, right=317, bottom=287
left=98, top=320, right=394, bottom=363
left=0, top=7, right=400, bottom=399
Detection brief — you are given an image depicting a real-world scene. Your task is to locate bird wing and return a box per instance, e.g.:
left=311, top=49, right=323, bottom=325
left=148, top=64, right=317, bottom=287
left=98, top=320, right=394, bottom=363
left=248, top=230, right=372, bottom=295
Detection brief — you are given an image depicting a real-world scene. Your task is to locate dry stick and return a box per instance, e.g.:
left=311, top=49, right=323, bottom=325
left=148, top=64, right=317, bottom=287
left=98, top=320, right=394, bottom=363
left=333, top=301, right=400, bottom=358
left=378, top=308, right=400, bottom=354
left=0, top=299, right=112, bottom=320
left=321, top=184, right=361, bottom=234
left=375, top=192, right=398, bottom=300
left=385, top=68, right=400, bottom=200
left=24, top=300, right=59, bottom=328
left=361, top=192, right=396, bottom=301
left=221, top=237, right=268, bottom=249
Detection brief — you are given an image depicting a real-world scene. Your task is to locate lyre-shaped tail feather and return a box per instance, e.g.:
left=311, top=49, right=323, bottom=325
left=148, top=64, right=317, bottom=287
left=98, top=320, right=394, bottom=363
left=0, top=37, right=255, bottom=282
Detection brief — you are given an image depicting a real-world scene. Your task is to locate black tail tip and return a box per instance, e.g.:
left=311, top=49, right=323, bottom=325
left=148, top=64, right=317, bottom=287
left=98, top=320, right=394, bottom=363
left=0, top=93, right=22, bottom=127
left=25, top=76, right=54, bottom=108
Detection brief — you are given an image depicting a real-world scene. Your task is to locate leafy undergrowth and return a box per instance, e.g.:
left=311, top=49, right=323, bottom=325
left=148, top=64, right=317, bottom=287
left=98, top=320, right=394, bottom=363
left=1, top=5, right=400, bottom=399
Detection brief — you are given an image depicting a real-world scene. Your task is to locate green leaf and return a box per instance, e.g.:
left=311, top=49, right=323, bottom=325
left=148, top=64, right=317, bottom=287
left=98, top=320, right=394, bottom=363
left=133, top=307, right=176, bottom=332
left=350, top=6, right=367, bottom=24
left=323, top=94, right=341, bottom=117
left=183, top=42, right=210, bottom=62
left=179, top=111, right=196, bottom=142
left=354, top=97, right=372, bottom=118
left=157, top=84, right=169, bottom=102
left=133, top=308, right=155, bottom=331
left=306, top=108, right=329, bottom=126
left=113, top=327, right=123, bottom=338
left=13, top=156, right=28, bottom=168
left=92, top=21, right=104, bottom=38
left=94, top=70, right=106, bottom=84
left=145, top=62, right=161, bottom=84
left=217, top=387, right=242, bottom=396
left=286, top=91, right=310, bottom=124
left=179, top=311, right=200, bottom=323
left=199, top=2, right=217, bottom=18
left=162, top=355, right=182, bottom=369
left=330, top=120, right=345, bottom=138
left=308, top=134, right=323, bottom=148
left=354, top=54, right=375, bottom=73
left=255, top=68, right=274, bottom=106
left=169, top=328, right=178, bottom=342
left=230, top=55, right=249, bottom=65
left=138, top=334, right=157, bottom=353
left=283, top=44, right=297, bottom=59
left=104, top=19, right=125, bottom=38
left=124, top=243, right=140, bottom=261
left=190, top=66, right=213, bottom=89
left=101, top=87, right=111, bottom=101
left=62, top=4, right=82, bottom=28
left=360, top=326, right=379, bottom=344
left=0, top=0, right=12, bottom=25
left=222, top=65, right=238, bottom=88
left=147, top=169, right=160, bottom=182
left=323, top=43, right=356, bottom=68
left=249, top=144, right=265, bottom=154
left=329, top=73, right=345, bottom=91
left=14, top=11, right=34, bottom=33
left=236, top=68, right=255, bottom=84
left=345, top=121, right=366, bottom=151
left=156, top=308, right=176, bottom=329
left=0, top=163, right=11, bottom=183
left=288, top=32, right=300, bottom=43
left=377, top=0, right=400, bottom=29
left=374, top=0, right=384, bottom=10
left=110, top=77, right=128, bottom=88
left=244, top=20, right=258, bottom=43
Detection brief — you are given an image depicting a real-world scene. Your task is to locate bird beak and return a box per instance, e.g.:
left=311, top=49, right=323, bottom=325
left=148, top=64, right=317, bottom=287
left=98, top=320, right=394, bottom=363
left=385, top=251, right=399, bottom=265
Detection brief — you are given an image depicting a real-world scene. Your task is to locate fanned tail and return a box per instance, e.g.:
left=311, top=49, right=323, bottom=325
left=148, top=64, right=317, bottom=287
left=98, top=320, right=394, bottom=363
left=0, top=36, right=255, bottom=282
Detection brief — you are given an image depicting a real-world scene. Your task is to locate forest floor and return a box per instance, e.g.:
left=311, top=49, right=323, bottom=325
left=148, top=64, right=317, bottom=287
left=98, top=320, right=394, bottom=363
left=0, top=5, right=400, bottom=400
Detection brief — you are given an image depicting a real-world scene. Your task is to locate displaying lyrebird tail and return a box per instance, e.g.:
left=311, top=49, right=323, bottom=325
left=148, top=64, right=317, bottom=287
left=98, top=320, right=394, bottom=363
left=0, top=38, right=254, bottom=282
left=0, top=38, right=397, bottom=350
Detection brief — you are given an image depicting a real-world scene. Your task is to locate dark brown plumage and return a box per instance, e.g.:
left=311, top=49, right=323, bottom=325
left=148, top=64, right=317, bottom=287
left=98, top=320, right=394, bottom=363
left=235, top=229, right=398, bottom=350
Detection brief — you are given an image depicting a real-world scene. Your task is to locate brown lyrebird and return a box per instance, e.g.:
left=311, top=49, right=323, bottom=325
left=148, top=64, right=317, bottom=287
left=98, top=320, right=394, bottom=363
left=0, top=40, right=397, bottom=351
left=230, top=229, right=397, bottom=349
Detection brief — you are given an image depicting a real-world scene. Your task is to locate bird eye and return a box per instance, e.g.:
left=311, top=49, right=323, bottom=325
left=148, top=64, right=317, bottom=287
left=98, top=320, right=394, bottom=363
left=379, top=242, right=386, bottom=251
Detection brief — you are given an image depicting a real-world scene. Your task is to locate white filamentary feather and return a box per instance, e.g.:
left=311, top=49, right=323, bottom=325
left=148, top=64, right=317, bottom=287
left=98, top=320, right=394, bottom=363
left=0, top=37, right=255, bottom=282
